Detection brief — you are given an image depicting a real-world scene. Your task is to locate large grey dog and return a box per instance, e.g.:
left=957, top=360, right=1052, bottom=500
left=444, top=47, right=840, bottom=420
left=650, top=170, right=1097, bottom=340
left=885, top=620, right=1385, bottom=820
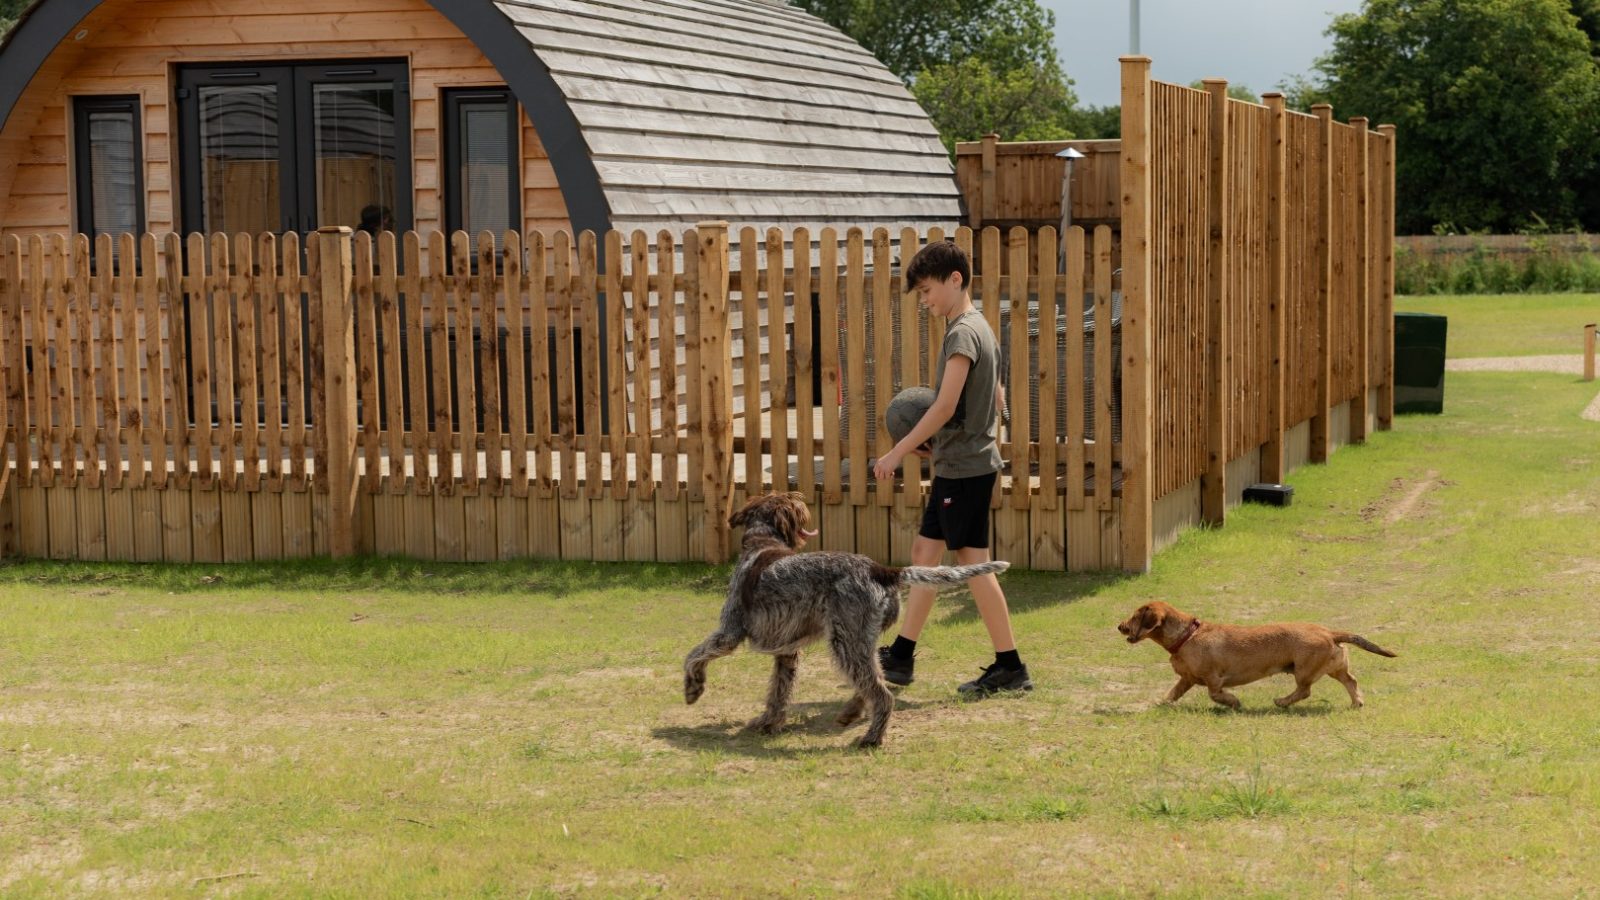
left=683, top=492, right=1009, bottom=748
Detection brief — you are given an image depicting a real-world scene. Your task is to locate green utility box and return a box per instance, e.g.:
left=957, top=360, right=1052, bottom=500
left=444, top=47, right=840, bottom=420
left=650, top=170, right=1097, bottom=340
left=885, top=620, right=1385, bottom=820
left=1394, top=312, right=1447, bottom=414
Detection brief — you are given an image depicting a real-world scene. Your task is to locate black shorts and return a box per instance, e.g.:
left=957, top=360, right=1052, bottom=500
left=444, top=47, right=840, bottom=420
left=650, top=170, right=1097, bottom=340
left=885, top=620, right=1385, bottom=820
left=918, top=471, right=997, bottom=551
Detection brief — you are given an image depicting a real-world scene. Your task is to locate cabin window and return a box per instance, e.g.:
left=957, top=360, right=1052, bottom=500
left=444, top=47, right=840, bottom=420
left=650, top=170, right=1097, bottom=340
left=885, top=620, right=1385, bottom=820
left=176, top=61, right=411, bottom=237
left=444, top=88, right=521, bottom=253
left=72, top=96, right=145, bottom=262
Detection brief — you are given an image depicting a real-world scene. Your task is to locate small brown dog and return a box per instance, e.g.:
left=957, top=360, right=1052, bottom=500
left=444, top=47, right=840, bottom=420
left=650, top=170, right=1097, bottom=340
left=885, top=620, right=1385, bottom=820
left=1117, top=601, right=1396, bottom=710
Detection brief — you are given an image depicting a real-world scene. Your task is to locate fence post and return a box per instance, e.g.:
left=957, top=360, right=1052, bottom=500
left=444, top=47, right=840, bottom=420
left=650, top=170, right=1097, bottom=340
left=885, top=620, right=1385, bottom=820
left=980, top=133, right=999, bottom=229
left=1260, top=94, right=1288, bottom=483
left=1376, top=123, right=1397, bottom=430
left=1202, top=79, right=1230, bottom=525
left=695, top=221, right=734, bottom=564
left=1584, top=323, right=1596, bottom=382
left=1119, top=56, right=1154, bottom=573
left=1310, top=104, right=1334, bottom=463
left=315, top=226, right=359, bottom=557
left=1351, top=116, right=1371, bottom=444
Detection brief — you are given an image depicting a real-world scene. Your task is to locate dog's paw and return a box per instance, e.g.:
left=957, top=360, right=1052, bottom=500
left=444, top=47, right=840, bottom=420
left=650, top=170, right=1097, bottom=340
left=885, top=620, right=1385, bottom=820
left=684, top=680, right=705, bottom=705
left=746, top=716, right=787, bottom=735
left=854, top=735, right=883, bottom=750
left=835, top=709, right=863, bottom=728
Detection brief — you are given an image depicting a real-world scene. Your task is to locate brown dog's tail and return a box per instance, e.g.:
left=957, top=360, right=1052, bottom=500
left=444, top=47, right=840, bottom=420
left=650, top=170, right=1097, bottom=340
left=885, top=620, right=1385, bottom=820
left=892, top=560, right=1010, bottom=587
left=1334, top=633, right=1397, bottom=657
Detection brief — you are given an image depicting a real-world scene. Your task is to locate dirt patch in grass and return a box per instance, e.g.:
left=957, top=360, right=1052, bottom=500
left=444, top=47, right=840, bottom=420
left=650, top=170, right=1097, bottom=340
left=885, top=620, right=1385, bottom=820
left=0, top=836, right=86, bottom=891
left=1361, top=471, right=1445, bottom=525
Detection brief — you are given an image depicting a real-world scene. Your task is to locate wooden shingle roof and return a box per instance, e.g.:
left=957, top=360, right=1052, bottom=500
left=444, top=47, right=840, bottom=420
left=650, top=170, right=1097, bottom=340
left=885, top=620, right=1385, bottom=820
left=491, top=0, right=963, bottom=236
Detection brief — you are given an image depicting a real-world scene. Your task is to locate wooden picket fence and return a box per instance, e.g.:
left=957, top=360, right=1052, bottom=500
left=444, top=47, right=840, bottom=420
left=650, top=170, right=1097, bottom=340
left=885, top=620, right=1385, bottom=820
left=0, top=222, right=1127, bottom=569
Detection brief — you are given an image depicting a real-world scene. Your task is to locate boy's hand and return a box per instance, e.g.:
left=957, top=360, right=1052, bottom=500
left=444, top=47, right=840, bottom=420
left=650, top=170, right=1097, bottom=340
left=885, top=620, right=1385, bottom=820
left=872, top=450, right=904, bottom=481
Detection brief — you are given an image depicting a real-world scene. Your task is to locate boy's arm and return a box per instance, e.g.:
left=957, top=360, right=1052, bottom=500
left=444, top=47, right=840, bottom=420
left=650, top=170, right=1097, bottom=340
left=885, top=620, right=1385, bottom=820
left=872, top=354, right=971, bottom=479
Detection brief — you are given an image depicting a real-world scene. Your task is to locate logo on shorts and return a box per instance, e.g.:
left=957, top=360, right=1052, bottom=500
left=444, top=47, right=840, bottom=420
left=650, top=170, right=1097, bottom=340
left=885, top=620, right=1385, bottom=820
left=943, top=497, right=955, bottom=507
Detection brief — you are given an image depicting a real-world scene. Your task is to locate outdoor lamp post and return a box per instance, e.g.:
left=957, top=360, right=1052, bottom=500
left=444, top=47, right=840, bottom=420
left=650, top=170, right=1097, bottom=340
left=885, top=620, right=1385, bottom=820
left=1057, top=146, right=1085, bottom=272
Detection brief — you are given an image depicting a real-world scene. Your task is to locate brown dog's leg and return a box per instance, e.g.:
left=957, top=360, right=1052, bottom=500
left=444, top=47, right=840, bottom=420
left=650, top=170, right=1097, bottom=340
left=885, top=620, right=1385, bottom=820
left=836, top=693, right=866, bottom=727
left=1274, top=676, right=1317, bottom=708
left=1163, top=677, right=1196, bottom=704
left=684, top=630, right=742, bottom=705
left=1206, top=682, right=1242, bottom=710
left=1329, top=667, right=1364, bottom=708
left=749, top=652, right=800, bottom=734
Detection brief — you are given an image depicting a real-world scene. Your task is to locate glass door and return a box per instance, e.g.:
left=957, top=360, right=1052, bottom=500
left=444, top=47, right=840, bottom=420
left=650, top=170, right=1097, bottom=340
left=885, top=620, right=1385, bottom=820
left=178, top=60, right=411, bottom=236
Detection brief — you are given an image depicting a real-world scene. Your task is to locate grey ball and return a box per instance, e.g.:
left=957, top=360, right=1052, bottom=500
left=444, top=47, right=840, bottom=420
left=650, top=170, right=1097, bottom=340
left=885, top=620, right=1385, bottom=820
left=885, top=386, right=937, bottom=444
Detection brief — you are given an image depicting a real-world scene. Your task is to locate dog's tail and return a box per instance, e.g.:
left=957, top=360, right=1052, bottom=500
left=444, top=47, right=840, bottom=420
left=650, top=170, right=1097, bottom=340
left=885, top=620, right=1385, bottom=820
left=1334, top=632, right=1397, bottom=657
left=894, top=560, right=1010, bottom=587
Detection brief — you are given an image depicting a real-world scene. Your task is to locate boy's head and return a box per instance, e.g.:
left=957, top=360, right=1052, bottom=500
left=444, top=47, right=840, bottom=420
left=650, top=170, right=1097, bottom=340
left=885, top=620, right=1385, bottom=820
left=905, top=240, right=972, bottom=317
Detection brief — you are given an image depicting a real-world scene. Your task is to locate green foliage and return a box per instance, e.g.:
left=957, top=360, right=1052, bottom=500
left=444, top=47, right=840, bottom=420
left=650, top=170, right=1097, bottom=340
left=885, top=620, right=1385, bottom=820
left=1277, top=73, right=1331, bottom=111
left=1064, top=103, right=1120, bottom=139
left=0, top=0, right=22, bottom=37
left=793, top=0, right=1078, bottom=149
left=1301, top=0, right=1600, bottom=234
left=791, top=0, right=1057, bottom=84
left=1394, top=240, right=1600, bottom=294
left=911, top=55, right=1076, bottom=152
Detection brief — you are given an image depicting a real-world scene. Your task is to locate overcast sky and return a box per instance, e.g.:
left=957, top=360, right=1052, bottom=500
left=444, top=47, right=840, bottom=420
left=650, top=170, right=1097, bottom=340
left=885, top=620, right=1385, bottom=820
left=1040, top=0, right=1366, bottom=107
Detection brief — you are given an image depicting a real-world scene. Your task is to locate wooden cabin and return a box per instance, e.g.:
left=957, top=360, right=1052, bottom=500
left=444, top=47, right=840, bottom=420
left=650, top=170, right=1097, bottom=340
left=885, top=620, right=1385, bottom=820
left=0, top=0, right=962, bottom=248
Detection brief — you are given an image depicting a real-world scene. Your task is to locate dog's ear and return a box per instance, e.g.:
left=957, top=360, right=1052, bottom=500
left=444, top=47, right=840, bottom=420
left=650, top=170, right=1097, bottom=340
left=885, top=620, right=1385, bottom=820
left=1140, top=604, right=1165, bottom=632
left=784, top=493, right=810, bottom=533
left=729, top=496, right=758, bottom=528
left=773, top=500, right=802, bottom=547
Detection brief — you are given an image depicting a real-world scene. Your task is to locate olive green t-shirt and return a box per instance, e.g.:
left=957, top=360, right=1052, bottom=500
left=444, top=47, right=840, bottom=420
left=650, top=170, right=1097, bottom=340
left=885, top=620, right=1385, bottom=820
left=932, top=309, right=1003, bottom=478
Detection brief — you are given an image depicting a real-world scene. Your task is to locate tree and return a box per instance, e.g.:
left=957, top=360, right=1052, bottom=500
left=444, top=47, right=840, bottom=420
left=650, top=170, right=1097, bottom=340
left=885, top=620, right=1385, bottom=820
left=1064, top=104, right=1121, bottom=140
left=793, top=0, right=1077, bottom=150
left=1303, top=0, right=1600, bottom=233
left=0, top=0, right=24, bottom=37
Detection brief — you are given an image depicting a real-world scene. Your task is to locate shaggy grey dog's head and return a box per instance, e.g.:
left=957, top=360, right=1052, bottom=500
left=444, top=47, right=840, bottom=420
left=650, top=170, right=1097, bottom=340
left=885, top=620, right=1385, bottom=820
left=728, top=491, right=818, bottom=549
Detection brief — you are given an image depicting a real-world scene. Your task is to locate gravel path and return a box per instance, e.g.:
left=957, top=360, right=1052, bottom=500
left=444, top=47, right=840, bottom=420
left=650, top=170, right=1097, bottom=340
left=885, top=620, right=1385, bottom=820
left=1446, top=354, right=1587, bottom=374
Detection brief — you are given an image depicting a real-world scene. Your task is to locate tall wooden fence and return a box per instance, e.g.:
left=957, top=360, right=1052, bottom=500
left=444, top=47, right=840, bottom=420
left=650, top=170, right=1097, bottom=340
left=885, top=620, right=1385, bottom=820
left=1123, top=62, right=1396, bottom=552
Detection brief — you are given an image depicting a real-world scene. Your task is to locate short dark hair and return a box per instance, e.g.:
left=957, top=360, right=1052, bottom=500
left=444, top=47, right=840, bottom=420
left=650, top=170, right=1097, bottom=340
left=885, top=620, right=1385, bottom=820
left=905, top=239, right=971, bottom=290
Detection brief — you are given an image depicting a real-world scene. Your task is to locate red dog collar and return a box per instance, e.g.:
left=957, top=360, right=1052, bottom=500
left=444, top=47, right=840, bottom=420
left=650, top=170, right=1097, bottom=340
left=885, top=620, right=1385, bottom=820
left=1169, top=619, right=1201, bottom=655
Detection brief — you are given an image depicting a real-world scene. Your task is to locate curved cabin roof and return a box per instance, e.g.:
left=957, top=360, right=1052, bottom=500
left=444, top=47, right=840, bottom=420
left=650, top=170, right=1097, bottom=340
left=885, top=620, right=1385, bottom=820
left=0, top=0, right=962, bottom=238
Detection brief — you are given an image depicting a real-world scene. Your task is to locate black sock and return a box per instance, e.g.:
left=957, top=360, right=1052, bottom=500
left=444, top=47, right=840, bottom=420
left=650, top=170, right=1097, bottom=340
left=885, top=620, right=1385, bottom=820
left=995, top=649, right=1022, bottom=670
left=889, top=636, right=917, bottom=660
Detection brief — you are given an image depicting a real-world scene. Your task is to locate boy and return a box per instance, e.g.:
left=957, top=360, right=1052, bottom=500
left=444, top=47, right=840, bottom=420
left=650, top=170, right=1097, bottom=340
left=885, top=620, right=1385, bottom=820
left=871, top=240, right=1032, bottom=696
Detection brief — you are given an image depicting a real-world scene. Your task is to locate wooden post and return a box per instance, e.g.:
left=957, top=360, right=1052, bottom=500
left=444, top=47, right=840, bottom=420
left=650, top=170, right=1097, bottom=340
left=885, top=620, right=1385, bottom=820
left=1584, top=323, right=1596, bottom=382
left=1202, top=79, right=1230, bottom=524
left=696, top=221, right=734, bottom=564
left=316, top=227, right=359, bottom=557
left=1261, top=93, right=1288, bottom=483
left=1376, top=124, right=1397, bottom=430
left=1310, top=104, right=1334, bottom=463
left=1119, top=56, right=1154, bottom=573
left=980, top=133, right=999, bottom=229
left=1350, top=116, right=1371, bottom=443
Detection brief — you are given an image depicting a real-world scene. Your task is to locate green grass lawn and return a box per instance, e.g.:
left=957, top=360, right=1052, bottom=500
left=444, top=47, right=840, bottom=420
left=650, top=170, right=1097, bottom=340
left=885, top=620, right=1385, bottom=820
left=1397, top=292, right=1600, bottom=357
left=3, top=371, right=1600, bottom=897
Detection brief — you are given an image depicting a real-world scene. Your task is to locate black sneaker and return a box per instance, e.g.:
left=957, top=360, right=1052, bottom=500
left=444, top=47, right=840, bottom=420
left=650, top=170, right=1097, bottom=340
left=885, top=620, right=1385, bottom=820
left=957, top=662, right=1034, bottom=697
left=877, top=646, right=915, bottom=687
